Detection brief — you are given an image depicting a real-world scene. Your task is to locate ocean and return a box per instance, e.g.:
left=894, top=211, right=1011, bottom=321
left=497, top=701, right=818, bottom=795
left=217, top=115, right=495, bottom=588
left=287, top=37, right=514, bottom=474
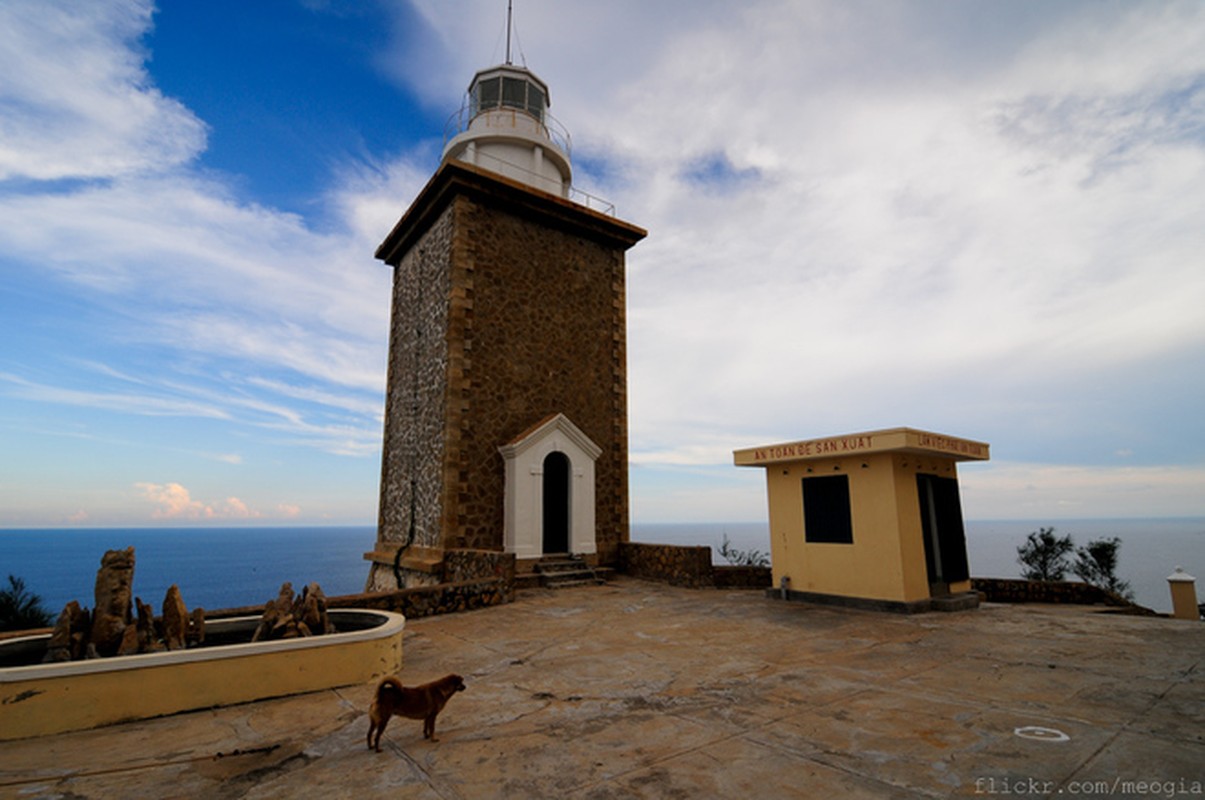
left=0, top=527, right=377, bottom=618
left=1, top=519, right=1201, bottom=617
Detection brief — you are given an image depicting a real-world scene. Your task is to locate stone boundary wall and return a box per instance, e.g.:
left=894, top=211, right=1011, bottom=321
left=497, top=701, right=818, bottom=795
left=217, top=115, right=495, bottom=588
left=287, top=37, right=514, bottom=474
left=714, top=565, right=773, bottom=589
left=618, top=542, right=772, bottom=589
left=328, top=578, right=512, bottom=619
left=619, top=542, right=713, bottom=588
left=208, top=577, right=513, bottom=622
left=971, top=577, right=1156, bottom=614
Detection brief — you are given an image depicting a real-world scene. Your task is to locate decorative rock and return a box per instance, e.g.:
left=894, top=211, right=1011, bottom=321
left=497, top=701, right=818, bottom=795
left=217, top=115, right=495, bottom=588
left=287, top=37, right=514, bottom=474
left=298, top=582, right=334, bottom=635
left=116, top=620, right=140, bottom=656
left=251, top=583, right=292, bottom=643
left=36, top=548, right=216, bottom=661
left=89, top=547, right=135, bottom=657
left=250, top=581, right=334, bottom=641
left=42, top=601, right=90, bottom=663
left=135, top=597, right=163, bottom=653
left=188, top=607, right=206, bottom=647
left=161, top=585, right=189, bottom=651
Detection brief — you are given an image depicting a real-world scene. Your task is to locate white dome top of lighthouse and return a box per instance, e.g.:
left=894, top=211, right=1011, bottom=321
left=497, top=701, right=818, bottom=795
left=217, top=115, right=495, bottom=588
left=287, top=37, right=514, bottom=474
left=441, top=62, right=572, bottom=197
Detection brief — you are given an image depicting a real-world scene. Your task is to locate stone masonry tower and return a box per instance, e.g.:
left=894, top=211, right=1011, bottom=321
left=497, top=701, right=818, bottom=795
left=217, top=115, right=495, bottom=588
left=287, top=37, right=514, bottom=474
left=364, top=58, right=645, bottom=590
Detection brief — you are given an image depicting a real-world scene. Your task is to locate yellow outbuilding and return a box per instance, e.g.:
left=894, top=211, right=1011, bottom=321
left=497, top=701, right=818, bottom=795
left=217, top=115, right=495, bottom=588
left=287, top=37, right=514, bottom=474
left=734, top=428, right=989, bottom=612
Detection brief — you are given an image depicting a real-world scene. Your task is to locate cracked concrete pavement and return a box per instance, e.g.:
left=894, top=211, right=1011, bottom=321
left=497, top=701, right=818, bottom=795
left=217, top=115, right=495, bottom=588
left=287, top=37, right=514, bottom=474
left=2, top=578, right=1202, bottom=798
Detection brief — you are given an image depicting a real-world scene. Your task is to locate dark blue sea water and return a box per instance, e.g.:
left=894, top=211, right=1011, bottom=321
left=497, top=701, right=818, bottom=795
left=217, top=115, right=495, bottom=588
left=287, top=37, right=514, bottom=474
left=1, top=519, right=1201, bottom=616
left=0, top=527, right=376, bottom=616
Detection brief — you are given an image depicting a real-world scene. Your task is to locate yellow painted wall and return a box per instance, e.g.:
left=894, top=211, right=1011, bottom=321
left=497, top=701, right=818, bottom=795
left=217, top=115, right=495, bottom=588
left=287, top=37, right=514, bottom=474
left=891, top=454, right=964, bottom=601
left=1, top=611, right=404, bottom=741
left=766, top=452, right=966, bottom=603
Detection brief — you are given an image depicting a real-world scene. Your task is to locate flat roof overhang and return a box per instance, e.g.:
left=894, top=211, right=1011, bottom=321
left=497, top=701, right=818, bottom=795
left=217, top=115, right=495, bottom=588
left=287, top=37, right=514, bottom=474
left=734, top=427, right=990, bottom=467
left=375, top=160, right=646, bottom=266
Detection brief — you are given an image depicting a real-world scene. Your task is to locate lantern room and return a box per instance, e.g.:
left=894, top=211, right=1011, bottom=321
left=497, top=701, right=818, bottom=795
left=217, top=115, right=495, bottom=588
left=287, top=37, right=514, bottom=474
left=442, top=64, right=572, bottom=197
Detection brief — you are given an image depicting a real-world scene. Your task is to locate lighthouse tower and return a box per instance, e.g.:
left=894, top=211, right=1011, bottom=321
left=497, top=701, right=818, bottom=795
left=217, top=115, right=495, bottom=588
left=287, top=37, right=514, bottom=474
left=364, top=51, right=646, bottom=591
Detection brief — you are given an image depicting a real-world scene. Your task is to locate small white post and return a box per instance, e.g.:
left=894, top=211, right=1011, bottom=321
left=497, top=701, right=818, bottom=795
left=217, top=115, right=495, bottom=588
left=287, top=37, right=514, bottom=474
left=1166, top=567, right=1199, bottom=621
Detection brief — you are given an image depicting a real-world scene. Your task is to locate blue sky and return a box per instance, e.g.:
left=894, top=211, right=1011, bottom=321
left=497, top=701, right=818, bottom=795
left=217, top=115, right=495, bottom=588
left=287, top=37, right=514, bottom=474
left=1, top=0, right=1203, bottom=528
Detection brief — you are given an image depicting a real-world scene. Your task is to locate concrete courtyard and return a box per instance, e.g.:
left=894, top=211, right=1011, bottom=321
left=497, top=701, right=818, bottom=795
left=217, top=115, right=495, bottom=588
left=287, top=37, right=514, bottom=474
left=2, top=578, right=1202, bottom=798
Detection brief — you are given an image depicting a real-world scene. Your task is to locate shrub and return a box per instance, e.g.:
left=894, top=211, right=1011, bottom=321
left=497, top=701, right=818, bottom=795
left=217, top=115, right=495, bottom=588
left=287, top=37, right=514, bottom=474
left=0, top=574, right=54, bottom=632
left=1016, top=527, right=1074, bottom=582
left=719, top=534, right=770, bottom=568
left=1073, top=537, right=1134, bottom=600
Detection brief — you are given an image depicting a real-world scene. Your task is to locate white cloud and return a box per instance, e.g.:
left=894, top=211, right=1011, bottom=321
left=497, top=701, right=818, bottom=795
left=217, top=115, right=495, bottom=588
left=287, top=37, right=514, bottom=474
left=3, top=0, right=1203, bottom=526
left=135, top=481, right=209, bottom=519
left=634, top=459, right=1205, bottom=524
left=0, top=4, right=416, bottom=460
left=0, top=371, right=231, bottom=419
left=386, top=1, right=1205, bottom=520
left=959, top=462, right=1205, bottom=520
left=135, top=481, right=265, bottom=520
left=542, top=1, right=1205, bottom=472
left=0, top=0, right=206, bottom=180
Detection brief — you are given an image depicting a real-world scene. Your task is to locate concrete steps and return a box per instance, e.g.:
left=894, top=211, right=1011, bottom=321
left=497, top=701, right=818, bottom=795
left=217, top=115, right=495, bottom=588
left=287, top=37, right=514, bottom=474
left=518, top=555, right=610, bottom=590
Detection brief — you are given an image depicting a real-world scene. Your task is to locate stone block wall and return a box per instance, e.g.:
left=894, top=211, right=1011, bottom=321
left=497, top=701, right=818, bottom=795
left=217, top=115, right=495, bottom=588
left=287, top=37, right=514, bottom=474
left=713, top=565, right=773, bottom=589
left=971, top=577, right=1155, bottom=614
left=448, top=194, right=630, bottom=560
left=444, top=549, right=516, bottom=592
left=619, top=542, right=713, bottom=588
left=617, top=542, right=772, bottom=589
left=371, top=164, right=643, bottom=576
left=376, top=204, right=454, bottom=557
left=329, top=578, right=512, bottom=620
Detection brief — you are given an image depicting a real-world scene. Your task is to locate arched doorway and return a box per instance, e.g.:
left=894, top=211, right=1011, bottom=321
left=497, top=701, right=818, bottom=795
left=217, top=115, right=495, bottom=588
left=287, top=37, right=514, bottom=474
left=499, top=413, right=601, bottom=559
left=542, top=451, right=570, bottom=553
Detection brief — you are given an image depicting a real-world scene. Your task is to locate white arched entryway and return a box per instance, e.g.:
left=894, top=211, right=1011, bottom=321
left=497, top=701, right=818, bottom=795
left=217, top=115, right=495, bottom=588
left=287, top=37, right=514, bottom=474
left=499, top=413, right=601, bottom=558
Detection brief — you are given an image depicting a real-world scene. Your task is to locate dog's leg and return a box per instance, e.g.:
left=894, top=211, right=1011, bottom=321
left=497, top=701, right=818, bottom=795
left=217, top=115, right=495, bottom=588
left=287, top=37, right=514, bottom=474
left=424, top=712, right=439, bottom=742
left=372, top=714, right=389, bottom=752
left=367, top=719, right=376, bottom=751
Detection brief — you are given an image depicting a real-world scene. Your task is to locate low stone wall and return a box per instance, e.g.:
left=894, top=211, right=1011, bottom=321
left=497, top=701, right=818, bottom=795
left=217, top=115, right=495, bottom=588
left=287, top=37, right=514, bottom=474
left=352, top=548, right=516, bottom=619
left=619, top=542, right=713, bottom=588
left=618, top=542, right=772, bottom=589
left=714, top=565, right=773, bottom=589
left=209, top=577, right=513, bottom=622
left=329, top=577, right=511, bottom=619
left=971, top=577, right=1156, bottom=615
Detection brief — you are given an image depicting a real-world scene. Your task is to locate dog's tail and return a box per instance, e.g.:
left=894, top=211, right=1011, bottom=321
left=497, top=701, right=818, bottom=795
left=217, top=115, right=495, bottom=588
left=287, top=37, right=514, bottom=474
left=376, top=676, right=405, bottom=700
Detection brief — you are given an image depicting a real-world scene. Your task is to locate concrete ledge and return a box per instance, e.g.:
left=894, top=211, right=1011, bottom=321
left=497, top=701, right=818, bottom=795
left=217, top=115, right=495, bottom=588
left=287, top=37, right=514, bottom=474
left=363, top=544, right=444, bottom=574
left=767, top=587, right=979, bottom=614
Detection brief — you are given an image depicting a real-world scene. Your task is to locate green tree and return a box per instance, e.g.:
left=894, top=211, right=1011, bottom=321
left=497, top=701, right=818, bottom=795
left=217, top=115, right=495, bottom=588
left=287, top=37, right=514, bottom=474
left=1016, top=527, right=1074, bottom=581
left=719, top=534, right=770, bottom=568
left=1073, top=537, right=1134, bottom=600
left=0, top=574, right=54, bottom=632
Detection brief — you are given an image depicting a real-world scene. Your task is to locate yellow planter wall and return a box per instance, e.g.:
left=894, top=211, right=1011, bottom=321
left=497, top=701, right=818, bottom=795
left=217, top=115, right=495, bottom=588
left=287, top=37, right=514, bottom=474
left=0, top=609, right=404, bottom=741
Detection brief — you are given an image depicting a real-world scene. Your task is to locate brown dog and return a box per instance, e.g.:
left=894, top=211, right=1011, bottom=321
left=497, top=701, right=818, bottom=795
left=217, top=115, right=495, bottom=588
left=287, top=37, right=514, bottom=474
left=366, top=673, right=466, bottom=751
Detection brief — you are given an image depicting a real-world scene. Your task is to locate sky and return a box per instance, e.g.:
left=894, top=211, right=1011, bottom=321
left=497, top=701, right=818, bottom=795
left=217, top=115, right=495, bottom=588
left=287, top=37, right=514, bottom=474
left=1, top=0, right=1203, bottom=529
